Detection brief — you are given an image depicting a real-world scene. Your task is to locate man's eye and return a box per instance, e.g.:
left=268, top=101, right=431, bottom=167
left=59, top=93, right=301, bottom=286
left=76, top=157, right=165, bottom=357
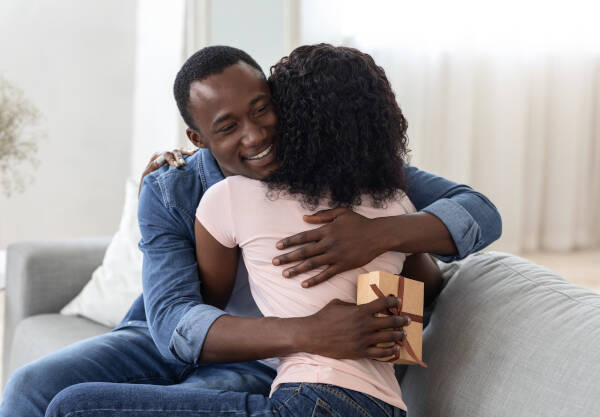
left=256, top=104, right=268, bottom=114
left=220, top=123, right=236, bottom=133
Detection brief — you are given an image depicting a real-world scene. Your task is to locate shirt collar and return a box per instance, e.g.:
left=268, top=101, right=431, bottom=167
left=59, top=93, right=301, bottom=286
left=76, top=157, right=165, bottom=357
left=198, top=148, right=225, bottom=189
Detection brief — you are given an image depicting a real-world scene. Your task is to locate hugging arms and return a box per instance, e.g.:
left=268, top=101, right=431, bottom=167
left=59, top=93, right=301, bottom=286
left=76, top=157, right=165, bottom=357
left=139, top=154, right=500, bottom=364
left=138, top=46, right=501, bottom=367
left=151, top=44, right=501, bottom=415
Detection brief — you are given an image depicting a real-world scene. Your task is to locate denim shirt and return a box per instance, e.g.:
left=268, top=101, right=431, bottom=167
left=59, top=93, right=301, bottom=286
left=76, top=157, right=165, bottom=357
left=118, top=148, right=501, bottom=364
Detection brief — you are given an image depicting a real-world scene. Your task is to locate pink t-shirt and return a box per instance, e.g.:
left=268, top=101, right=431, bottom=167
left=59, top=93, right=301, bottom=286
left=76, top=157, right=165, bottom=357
left=196, top=175, right=415, bottom=410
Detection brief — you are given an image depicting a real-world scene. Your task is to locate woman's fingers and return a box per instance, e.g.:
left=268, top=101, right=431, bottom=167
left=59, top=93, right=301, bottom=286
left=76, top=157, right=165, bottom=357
left=173, top=149, right=186, bottom=166
left=164, top=148, right=198, bottom=167
left=149, top=152, right=165, bottom=167
left=145, top=147, right=198, bottom=182
left=139, top=148, right=196, bottom=196
left=163, top=151, right=178, bottom=167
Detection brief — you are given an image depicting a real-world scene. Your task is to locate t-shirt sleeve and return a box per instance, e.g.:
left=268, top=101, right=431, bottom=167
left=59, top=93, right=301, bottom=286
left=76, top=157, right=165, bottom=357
left=196, top=180, right=237, bottom=248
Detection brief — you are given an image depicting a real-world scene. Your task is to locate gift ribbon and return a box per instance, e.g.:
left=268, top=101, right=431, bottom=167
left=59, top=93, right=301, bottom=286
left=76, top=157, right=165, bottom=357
left=370, top=277, right=428, bottom=368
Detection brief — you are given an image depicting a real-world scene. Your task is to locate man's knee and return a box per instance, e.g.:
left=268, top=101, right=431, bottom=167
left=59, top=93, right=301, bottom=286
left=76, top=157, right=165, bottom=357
left=45, top=383, right=102, bottom=417
left=1, top=362, right=58, bottom=417
left=4, top=360, right=53, bottom=398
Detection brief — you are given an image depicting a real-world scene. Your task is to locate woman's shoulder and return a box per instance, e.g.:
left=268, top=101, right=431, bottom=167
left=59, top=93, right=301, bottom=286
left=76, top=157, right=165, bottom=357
left=213, top=175, right=267, bottom=201
left=222, top=175, right=265, bottom=192
left=357, top=192, right=416, bottom=217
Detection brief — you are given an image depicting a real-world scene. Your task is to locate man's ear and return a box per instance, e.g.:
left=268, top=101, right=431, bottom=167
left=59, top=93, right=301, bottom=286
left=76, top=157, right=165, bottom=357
left=186, top=128, right=207, bottom=149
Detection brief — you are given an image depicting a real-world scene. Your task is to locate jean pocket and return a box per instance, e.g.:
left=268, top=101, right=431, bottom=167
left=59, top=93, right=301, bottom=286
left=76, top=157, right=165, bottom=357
left=311, top=398, right=337, bottom=417
left=272, top=384, right=301, bottom=410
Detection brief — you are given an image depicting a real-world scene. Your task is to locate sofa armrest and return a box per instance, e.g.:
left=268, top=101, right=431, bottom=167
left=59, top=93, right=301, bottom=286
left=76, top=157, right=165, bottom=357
left=401, top=251, right=600, bottom=417
left=3, top=237, right=111, bottom=371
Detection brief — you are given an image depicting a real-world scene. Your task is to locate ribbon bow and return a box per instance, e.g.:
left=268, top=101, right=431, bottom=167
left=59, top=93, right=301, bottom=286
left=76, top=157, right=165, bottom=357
left=370, top=276, right=428, bottom=368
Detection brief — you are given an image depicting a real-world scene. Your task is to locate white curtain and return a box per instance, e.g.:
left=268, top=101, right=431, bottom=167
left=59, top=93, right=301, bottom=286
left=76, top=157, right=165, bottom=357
left=300, top=0, right=600, bottom=253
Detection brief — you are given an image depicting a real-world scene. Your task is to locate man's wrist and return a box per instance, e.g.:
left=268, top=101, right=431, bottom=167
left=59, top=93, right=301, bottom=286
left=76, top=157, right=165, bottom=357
left=285, top=316, right=313, bottom=355
left=376, top=212, right=457, bottom=256
left=372, top=215, right=409, bottom=253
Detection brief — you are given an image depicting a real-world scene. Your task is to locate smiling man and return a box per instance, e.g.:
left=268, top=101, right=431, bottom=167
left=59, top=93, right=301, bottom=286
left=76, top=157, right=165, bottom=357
left=0, top=46, right=501, bottom=417
left=184, top=61, right=278, bottom=179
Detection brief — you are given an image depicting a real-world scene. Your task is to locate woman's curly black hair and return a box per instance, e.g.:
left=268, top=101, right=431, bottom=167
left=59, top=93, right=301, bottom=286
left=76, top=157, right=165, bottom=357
left=265, top=43, right=409, bottom=209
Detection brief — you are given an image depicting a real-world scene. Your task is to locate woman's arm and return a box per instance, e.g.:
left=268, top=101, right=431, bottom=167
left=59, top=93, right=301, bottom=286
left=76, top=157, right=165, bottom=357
left=194, top=219, right=238, bottom=310
left=400, top=253, right=443, bottom=307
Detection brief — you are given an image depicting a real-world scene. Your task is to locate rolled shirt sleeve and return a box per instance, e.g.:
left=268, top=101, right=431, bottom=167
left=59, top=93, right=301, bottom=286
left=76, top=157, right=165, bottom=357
left=405, top=165, right=502, bottom=262
left=170, top=303, right=227, bottom=364
left=138, top=172, right=228, bottom=364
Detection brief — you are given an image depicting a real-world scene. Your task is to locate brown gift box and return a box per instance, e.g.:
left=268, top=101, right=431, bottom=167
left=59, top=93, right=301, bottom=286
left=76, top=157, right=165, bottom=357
left=357, top=271, right=427, bottom=367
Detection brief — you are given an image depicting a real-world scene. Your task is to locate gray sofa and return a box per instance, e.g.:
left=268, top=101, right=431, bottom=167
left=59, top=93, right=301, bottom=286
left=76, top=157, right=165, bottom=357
left=3, top=238, right=111, bottom=386
left=3, top=240, right=600, bottom=416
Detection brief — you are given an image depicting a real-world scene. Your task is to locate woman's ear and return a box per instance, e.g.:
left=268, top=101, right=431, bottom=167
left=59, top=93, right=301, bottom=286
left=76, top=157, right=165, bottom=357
left=186, top=128, right=207, bottom=149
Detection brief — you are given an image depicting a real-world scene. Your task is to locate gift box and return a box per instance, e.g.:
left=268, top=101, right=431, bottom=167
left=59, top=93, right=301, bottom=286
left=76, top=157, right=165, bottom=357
left=357, top=271, right=427, bottom=367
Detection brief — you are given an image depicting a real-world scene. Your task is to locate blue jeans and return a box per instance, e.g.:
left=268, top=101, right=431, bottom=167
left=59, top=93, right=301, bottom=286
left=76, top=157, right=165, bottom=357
left=45, top=382, right=406, bottom=417
left=0, top=327, right=275, bottom=417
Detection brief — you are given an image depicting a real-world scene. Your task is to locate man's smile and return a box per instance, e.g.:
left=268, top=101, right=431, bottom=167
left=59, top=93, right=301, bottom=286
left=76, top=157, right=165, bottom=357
left=244, top=144, right=273, bottom=161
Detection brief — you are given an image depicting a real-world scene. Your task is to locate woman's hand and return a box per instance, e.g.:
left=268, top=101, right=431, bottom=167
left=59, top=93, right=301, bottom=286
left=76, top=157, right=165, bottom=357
left=138, top=148, right=197, bottom=196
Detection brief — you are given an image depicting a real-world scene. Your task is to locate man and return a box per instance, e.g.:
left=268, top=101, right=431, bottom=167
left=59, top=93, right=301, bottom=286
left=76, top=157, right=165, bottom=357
left=0, top=46, right=501, bottom=417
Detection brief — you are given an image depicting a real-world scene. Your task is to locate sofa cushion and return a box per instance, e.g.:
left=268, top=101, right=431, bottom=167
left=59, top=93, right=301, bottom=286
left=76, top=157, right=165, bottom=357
left=7, top=314, right=109, bottom=378
left=60, top=178, right=143, bottom=328
left=401, top=251, right=600, bottom=417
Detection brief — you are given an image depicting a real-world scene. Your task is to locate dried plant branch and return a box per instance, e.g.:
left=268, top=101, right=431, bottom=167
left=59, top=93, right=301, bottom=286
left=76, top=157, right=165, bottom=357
left=0, top=76, right=42, bottom=197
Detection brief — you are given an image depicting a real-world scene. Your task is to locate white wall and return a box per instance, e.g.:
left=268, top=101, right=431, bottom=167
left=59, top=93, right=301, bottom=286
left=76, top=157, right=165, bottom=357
left=209, top=0, right=293, bottom=75
left=129, top=0, right=186, bottom=178
left=127, top=0, right=298, bottom=176
left=0, top=0, right=137, bottom=248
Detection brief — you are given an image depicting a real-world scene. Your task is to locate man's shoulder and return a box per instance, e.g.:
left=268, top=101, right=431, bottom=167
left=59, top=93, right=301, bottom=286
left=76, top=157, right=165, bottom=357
left=141, top=150, right=220, bottom=214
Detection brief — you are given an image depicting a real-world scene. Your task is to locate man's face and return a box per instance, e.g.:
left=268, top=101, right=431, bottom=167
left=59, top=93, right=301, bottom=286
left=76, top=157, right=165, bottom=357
left=186, top=61, right=278, bottom=179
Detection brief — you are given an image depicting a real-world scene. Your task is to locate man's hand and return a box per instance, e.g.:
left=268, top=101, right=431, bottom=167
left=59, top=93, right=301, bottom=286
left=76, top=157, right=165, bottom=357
left=298, top=296, right=409, bottom=360
left=272, top=207, right=458, bottom=287
left=200, top=295, right=409, bottom=363
left=272, top=208, right=387, bottom=288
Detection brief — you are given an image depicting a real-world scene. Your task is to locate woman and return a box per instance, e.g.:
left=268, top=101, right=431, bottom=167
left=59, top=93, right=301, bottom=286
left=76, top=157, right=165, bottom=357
left=195, top=44, right=442, bottom=416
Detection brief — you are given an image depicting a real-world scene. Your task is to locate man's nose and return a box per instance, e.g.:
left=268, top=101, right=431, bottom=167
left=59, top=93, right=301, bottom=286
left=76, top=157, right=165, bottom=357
left=244, top=121, right=268, bottom=146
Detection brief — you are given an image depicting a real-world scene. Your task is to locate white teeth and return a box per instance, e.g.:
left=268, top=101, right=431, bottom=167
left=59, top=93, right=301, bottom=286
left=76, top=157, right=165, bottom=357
left=246, top=145, right=273, bottom=160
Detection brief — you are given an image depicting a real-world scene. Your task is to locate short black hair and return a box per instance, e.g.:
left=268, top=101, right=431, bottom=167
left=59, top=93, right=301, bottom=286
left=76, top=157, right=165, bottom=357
left=265, top=43, right=409, bottom=209
left=173, top=45, right=264, bottom=130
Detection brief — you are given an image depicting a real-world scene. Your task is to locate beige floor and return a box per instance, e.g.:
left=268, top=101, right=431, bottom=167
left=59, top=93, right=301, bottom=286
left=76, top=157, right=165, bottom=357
left=0, top=249, right=598, bottom=389
left=518, top=248, right=600, bottom=291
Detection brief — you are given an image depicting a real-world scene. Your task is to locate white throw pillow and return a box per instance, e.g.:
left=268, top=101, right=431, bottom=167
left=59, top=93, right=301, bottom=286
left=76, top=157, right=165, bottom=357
left=61, top=177, right=143, bottom=327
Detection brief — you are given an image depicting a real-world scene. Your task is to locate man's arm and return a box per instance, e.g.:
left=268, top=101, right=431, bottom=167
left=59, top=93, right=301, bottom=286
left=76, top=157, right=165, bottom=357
left=200, top=297, right=407, bottom=363
left=272, top=165, right=502, bottom=287
left=194, top=218, right=409, bottom=363
left=138, top=174, right=226, bottom=363
left=139, top=172, right=408, bottom=364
